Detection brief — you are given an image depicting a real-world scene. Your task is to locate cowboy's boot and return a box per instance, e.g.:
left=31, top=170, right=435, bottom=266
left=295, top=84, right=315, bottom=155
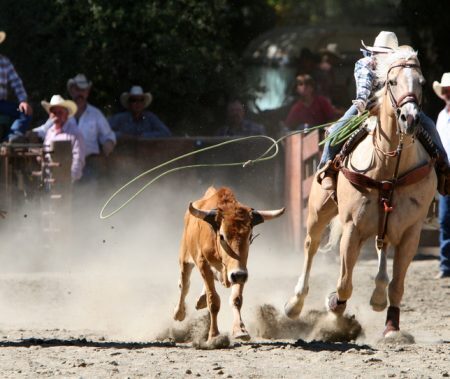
left=317, top=160, right=337, bottom=191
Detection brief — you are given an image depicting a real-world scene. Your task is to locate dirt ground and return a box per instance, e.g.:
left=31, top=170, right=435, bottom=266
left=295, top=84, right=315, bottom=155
left=0, top=247, right=448, bottom=378
left=0, top=183, right=447, bottom=378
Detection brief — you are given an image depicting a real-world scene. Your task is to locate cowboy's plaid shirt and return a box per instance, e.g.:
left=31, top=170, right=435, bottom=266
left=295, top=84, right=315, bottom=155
left=354, top=55, right=377, bottom=103
left=0, top=54, right=27, bottom=102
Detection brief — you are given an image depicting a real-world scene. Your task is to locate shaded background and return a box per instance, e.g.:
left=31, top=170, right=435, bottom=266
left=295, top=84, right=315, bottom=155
left=0, top=0, right=448, bottom=134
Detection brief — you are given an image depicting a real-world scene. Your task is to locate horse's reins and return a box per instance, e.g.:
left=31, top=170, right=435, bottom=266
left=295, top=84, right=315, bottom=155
left=340, top=61, right=433, bottom=249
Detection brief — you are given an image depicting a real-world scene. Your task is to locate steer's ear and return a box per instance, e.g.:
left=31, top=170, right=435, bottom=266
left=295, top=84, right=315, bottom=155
left=251, top=210, right=265, bottom=227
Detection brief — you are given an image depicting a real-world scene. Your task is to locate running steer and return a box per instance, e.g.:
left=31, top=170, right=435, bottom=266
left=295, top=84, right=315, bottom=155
left=173, top=186, right=284, bottom=341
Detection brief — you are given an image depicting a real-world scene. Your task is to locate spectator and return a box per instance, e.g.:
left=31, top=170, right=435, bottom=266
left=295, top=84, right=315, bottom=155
left=284, top=74, right=337, bottom=130
left=66, top=73, right=116, bottom=157
left=216, top=99, right=265, bottom=136
left=434, top=72, right=450, bottom=279
left=316, top=43, right=343, bottom=101
left=296, top=48, right=318, bottom=76
left=32, top=74, right=115, bottom=182
left=41, top=95, right=85, bottom=182
left=0, top=30, right=33, bottom=141
left=109, top=85, right=171, bottom=138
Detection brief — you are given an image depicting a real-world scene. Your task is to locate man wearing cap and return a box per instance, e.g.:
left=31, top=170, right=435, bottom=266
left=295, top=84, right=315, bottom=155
left=66, top=73, right=116, bottom=157
left=109, top=85, right=171, bottom=138
left=434, top=73, right=450, bottom=279
left=41, top=95, right=85, bottom=182
left=0, top=30, right=33, bottom=141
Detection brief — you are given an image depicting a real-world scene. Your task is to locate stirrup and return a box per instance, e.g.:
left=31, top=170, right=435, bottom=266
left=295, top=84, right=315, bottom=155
left=317, top=160, right=338, bottom=190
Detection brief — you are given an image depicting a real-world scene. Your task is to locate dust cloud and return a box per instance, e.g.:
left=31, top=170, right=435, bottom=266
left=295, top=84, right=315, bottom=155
left=0, top=167, right=398, bottom=345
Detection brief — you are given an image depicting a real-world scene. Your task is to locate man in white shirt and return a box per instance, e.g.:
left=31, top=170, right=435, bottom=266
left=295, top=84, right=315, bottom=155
left=41, top=95, right=85, bottom=182
left=66, top=73, right=115, bottom=157
left=32, top=74, right=116, bottom=182
left=434, top=72, right=450, bottom=279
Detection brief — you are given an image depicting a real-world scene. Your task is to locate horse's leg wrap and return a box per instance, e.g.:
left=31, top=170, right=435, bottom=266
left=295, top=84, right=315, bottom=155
left=327, top=291, right=347, bottom=315
left=384, top=305, right=400, bottom=335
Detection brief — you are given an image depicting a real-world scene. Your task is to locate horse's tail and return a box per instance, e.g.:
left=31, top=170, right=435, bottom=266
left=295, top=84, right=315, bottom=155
left=319, top=216, right=342, bottom=254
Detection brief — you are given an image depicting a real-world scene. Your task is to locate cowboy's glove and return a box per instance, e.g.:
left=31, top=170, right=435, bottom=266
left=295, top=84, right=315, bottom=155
left=352, top=99, right=367, bottom=115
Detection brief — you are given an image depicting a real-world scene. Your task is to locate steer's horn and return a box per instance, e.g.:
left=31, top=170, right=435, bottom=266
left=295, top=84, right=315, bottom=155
left=189, top=203, right=218, bottom=227
left=251, top=207, right=285, bottom=226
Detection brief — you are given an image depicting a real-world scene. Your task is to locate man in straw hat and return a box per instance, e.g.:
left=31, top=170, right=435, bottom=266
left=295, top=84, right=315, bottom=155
left=109, top=85, right=171, bottom=138
left=434, top=72, right=450, bottom=279
left=41, top=95, right=85, bottom=182
left=0, top=30, right=33, bottom=141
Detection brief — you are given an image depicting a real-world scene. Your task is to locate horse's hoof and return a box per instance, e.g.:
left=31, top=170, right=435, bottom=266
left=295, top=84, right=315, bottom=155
left=326, top=292, right=347, bottom=315
left=195, top=294, right=207, bottom=310
left=173, top=305, right=186, bottom=321
left=383, top=324, right=400, bottom=337
left=370, top=297, right=388, bottom=312
left=383, top=305, right=400, bottom=336
left=284, top=296, right=303, bottom=319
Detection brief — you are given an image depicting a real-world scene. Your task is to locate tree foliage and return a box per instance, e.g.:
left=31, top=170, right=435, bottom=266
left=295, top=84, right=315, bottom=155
left=400, top=0, right=450, bottom=117
left=0, top=0, right=275, bottom=134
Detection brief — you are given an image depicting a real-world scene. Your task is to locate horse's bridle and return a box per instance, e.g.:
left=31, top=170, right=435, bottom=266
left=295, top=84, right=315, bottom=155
left=385, top=62, right=422, bottom=112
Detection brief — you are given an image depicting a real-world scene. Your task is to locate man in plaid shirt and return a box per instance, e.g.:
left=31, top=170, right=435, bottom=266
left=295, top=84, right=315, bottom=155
left=319, top=31, right=449, bottom=193
left=0, top=30, right=32, bottom=141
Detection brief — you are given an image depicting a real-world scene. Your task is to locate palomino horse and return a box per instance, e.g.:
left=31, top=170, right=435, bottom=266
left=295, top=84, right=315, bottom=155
left=285, top=47, right=436, bottom=336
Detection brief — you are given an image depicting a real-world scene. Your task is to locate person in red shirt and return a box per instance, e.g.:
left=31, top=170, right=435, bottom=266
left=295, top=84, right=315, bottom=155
left=284, top=74, right=337, bottom=130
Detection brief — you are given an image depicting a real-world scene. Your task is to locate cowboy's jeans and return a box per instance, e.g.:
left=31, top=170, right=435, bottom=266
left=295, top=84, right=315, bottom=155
left=318, top=108, right=449, bottom=169
left=318, top=104, right=358, bottom=168
left=0, top=100, right=31, bottom=141
left=439, top=194, right=450, bottom=275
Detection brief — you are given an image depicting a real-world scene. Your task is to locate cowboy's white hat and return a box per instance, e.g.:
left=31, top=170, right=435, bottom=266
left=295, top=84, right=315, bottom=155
left=67, top=73, right=92, bottom=91
left=0, top=31, right=5, bottom=44
left=41, top=94, right=77, bottom=117
left=361, top=31, right=399, bottom=53
left=120, top=85, right=153, bottom=109
left=433, top=73, right=450, bottom=100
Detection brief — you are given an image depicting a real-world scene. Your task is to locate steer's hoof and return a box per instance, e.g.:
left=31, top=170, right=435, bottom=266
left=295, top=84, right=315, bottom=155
left=173, top=305, right=186, bottom=321
left=326, top=292, right=347, bottom=315
left=195, top=294, right=207, bottom=310
left=284, top=296, right=303, bottom=319
left=233, top=329, right=251, bottom=341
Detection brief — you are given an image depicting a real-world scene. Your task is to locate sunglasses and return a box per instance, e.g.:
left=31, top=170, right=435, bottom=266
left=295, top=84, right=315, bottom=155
left=129, top=97, right=145, bottom=103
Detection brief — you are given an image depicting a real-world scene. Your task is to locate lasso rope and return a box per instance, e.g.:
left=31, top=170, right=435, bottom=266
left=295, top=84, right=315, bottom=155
left=100, top=112, right=369, bottom=219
